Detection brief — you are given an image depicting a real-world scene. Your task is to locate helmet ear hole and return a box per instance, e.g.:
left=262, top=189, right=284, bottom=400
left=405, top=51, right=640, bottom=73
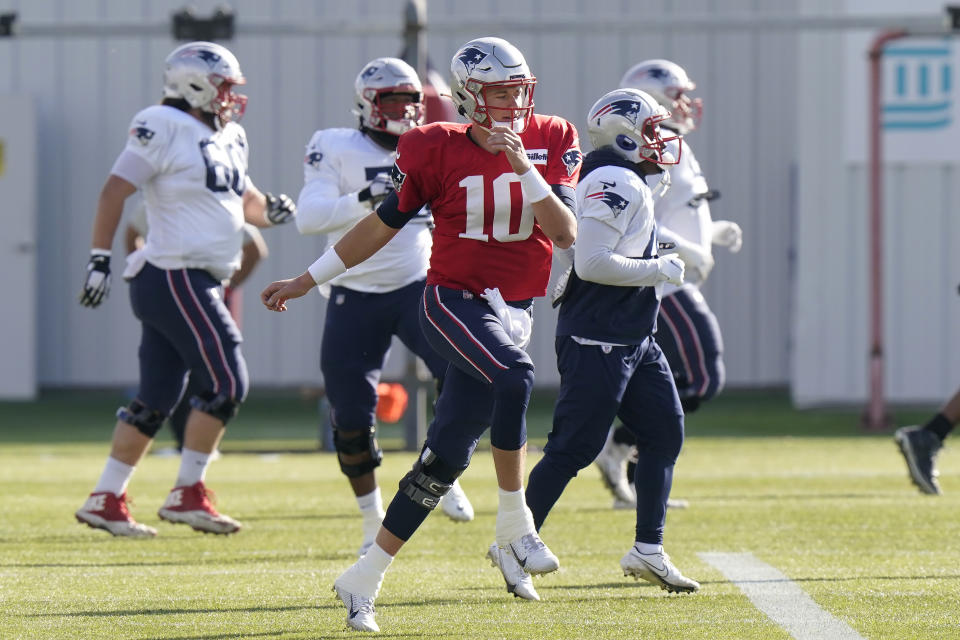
left=615, top=134, right=637, bottom=151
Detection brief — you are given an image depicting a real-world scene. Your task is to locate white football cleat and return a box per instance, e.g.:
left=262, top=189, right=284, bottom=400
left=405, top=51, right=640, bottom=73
left=620, top=546, right=699, bottom=593
left=334, top=583, right=379, bottom=633
left=440, top=479, right=475, bottom=522
left=75, top=492, right=157, bottom=538
left=334, top=560, right=383, bottom=633
left=487, top=543, right=540, bottom=601
left=595, top=429, right=636, bottom=504
left=509, top=532, right=559, bottom=575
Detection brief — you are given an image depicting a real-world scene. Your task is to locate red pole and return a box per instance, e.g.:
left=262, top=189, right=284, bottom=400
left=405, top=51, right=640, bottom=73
left=863, top=30, right=906, bottom=431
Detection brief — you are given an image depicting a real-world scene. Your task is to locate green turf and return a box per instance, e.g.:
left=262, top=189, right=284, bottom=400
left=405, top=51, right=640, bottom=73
left=0, top=390, right=957, bottom=639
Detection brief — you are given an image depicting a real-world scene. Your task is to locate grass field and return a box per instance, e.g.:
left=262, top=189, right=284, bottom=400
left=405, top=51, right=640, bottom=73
left=1, top=389, right=958, bottom=639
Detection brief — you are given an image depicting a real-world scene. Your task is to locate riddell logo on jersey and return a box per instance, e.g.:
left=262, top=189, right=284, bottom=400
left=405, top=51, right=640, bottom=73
left=525, top=149, right=548, bottom=164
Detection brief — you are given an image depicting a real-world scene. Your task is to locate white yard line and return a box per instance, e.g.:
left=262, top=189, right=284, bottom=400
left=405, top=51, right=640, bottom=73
left=698, top=552, right=866, bottom=640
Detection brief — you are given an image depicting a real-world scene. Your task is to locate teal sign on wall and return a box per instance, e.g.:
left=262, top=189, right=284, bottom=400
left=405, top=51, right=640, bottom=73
left=883, top=43, right=953, bottom=130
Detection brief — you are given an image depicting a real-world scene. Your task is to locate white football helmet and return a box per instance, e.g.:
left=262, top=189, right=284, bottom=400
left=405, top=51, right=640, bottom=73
left=354, top=57, right=424, bottom=136
left=450, top=37, right=536, bottom=133
left=587, top=88, right=681, bottom=167
left=619, top=59, right=701, bottom=135
left=163, top=41, right=247, bottom=123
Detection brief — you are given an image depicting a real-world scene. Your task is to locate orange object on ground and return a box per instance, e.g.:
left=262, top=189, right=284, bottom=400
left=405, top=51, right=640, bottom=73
left=376, top=383, right=409, bottom=423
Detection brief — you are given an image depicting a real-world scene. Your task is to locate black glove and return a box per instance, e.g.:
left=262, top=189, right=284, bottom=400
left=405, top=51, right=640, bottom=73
left=79, top=250, right=112, bottom=308
left=265, top=192, right=296, bottom=225
left=358, top=173, right=394, bottom=207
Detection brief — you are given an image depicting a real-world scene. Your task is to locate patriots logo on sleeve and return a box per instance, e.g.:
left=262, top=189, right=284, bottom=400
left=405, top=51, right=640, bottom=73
left=591, top=100, right=642, bottom=127
left=561, top=149, right=582, bottom=177
left=305, top=150, right=323, bottom=169
left=390, top=157, right=407, bottom=193
left=130, top=122, right=155, bottom=146
left=457, top=47, right=488, bottom=74
left=586, top=180, right=630, bottom=217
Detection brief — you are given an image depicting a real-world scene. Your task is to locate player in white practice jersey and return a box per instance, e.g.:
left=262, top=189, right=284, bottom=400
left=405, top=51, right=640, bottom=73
left=595, top=59, right=743, bottom=509
left=75, top=41, right=296, bottom=537
left=296, top=57, right=474, bottom=557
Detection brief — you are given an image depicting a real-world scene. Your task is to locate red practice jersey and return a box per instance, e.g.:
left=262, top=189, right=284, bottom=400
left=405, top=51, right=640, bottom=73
left=393, top=115, right=581, bottom=301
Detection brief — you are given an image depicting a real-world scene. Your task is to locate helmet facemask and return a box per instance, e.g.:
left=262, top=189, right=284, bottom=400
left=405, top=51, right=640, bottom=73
left=360, top=86, right=424, bottom=136
left=465, top=78, right=536, bottom=133
left=662, top=88, right=702, bottom=135
left=209, top=75, right=248, bottom=124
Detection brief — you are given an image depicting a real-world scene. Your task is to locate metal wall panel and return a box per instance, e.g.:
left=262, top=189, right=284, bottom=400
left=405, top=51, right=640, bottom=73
left=0, top=0, right=797, bottom=390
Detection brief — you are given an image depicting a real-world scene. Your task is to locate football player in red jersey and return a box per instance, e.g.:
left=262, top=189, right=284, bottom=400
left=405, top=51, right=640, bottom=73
left=262, top=37, right=580, bottom=631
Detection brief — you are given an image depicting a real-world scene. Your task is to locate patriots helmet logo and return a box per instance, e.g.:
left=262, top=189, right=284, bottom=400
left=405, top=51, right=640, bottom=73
left=586, top=182, right=630, bottom=217
left=561, top=149, right=582, bottom=177
left=195, top=49, right=222, bottom=66
left=360, top=64, right=379, bottom=81
left=305, top=150, right=323, bottom=169
left=131, top=125, right=155, bottom=146
left=645, top=66, right=670, bottom=80
left=591, top=99, right=643, bottom=126
left=457, top=46, right=488, bottom=75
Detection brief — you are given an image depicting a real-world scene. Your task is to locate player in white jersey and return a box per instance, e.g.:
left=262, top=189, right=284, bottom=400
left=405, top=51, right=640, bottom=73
left=75, top=41, right=296, bottom=538
left=296, top=57, right=474, bottom=556
left=594, top=59, right=743, bottom=509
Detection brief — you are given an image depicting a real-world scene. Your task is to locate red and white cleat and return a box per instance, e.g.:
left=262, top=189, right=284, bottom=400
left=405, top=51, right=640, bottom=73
left=75, top=492, right=157, bottom=538
left=157, top=482, right=241, bottom=534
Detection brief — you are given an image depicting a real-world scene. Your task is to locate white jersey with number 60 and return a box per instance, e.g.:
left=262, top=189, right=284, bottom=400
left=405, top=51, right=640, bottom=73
left=114, top=104, right=248, bottom=281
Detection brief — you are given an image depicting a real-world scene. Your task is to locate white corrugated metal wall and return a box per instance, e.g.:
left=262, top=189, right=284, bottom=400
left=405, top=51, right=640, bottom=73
left=0, top=0, right=797, bottom=392
left=794, top=0, right=960, bottom=406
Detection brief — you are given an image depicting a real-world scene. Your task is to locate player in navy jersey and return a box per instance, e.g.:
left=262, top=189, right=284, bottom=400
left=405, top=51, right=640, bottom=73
left=500, top=88, right=699, bottom=597
left=296, top=58, right=475, bottom=557
left=595, top=59, right=743, bottom=510
left=75, top=42, right=296, bottom=538
left=261, top=37, right=580, bottom=632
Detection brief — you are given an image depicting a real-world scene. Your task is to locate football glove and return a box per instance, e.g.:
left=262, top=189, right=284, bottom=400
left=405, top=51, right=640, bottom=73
left=358, top=173, right=394, bottom=207
left=712, top=220, right=742, bottom=253
left=79, top=249, right=112, bottom=308
left=265, top=192, right=296, bottom=225
left=656, top=254, right=685, bottom=286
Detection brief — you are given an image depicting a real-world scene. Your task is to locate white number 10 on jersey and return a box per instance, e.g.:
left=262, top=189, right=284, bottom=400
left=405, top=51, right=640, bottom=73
left=458, top=173, right=535, bottom=243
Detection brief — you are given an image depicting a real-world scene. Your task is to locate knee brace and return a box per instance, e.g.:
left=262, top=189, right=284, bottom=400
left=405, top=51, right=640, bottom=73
left=189, top=392, right=240, bottom=424
left=334, top=426, right=383, bottom=478
left=398, top=447, right=463, bottom=510
left=116, top=400, right=166, bottom=438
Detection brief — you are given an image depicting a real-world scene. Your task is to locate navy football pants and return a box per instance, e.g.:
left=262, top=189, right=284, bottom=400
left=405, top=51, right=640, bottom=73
left=320, top=278, right=447, bottom=432
left=657, top=284, right=725, bottom=403
left=382, top=284, right=535, bottom=540
left=129, top=262, right=248, bottom=420
left=527, top=335, right=684, bottom=545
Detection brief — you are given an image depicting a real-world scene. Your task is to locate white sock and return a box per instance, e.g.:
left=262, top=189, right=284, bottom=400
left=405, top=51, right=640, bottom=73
left=175, top=448, right=211, bottom=487
left=495, top=488, right=536, bottom=546
left=93, top=457, right=136, bottom=495
left=339, top=543, right=394, bottom=598
left=635, top=542, right=663, bottom=555
left=357, top=487, right=385, bottom=543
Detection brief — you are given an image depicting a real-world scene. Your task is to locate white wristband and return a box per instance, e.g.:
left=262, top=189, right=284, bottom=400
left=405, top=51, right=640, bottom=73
left=91, top=248, right=112, bottom=258
left=517, top=166, right=552, bottom=204
left=307, top=248, right=347, bottom=285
